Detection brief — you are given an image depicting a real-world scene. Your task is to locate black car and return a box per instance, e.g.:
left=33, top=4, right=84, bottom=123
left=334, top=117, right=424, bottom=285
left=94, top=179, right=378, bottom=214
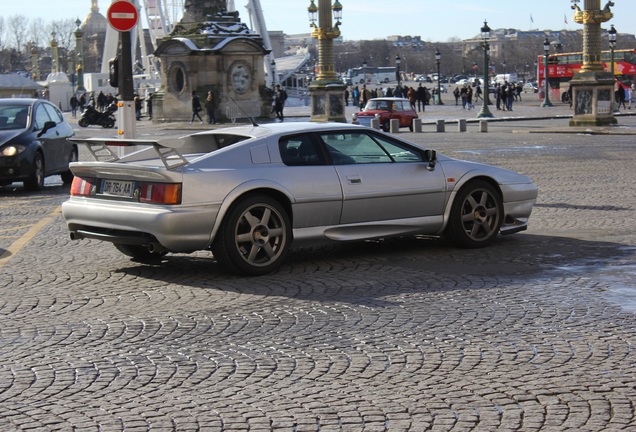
left=0, top=98, right=76, bottom=190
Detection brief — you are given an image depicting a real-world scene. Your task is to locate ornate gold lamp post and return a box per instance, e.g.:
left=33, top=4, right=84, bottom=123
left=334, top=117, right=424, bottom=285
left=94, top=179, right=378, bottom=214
left=307, top=0, right=346, bottom=122
left=569, top=0, right=616, bottom=126
left=74, top=18, right=86, bottom=93
left=477, top=20, right=494, bottom=118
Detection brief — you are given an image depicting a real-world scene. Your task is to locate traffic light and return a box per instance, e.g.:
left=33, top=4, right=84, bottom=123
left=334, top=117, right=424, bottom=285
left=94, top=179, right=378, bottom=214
left=109, top=57, right=119, bottom=88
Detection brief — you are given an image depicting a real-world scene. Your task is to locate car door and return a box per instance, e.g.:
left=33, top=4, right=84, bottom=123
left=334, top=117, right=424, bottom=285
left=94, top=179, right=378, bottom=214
left=318, top=131, right=447, bottom=226
left=277, top=133, right=343, bottom=229
left=32, top=102, right=62, bottom=174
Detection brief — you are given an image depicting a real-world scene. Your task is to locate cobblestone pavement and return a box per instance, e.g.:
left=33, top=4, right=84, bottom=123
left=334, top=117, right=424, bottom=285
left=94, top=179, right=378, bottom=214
left=0, top=113, right=635, bottom=431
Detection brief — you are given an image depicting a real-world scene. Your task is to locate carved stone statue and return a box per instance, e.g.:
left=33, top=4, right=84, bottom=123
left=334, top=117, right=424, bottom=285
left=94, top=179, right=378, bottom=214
left=182, top=0, right=226, bottom=24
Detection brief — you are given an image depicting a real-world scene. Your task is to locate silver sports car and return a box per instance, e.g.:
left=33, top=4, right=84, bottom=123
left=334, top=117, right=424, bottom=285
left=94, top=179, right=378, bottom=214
left=62, top=122, right=538, bottom=275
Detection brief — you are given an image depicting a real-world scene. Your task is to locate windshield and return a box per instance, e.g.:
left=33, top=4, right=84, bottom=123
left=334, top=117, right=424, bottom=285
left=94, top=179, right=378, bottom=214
left=363, top=100, right=392, bottom=111
left=0, top=105, right=30, bottom=130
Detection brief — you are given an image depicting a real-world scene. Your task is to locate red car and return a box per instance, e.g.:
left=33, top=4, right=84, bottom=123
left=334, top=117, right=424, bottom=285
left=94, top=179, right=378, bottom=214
left=353, top=97, right=418, bottom=132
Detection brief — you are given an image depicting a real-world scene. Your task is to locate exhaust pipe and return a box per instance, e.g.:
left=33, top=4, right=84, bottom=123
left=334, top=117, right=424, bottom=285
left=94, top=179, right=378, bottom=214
left=148, top=242, right=167, bottom=254
left=69, top=231, right=84, bottom=241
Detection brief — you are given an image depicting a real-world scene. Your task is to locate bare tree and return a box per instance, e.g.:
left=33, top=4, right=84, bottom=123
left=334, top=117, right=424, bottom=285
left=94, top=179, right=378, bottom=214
left=28, top=18, right=47, bottom=48
left=50, top=19, right=77, bottom=52
left=0, top=17, right=5, bottom=50
left=8, top=15, right=29, bottom=52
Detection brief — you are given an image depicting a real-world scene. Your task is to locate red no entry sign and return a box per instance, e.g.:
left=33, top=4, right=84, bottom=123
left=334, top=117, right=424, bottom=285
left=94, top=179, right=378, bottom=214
left=107, top=0, right=139, bottom=32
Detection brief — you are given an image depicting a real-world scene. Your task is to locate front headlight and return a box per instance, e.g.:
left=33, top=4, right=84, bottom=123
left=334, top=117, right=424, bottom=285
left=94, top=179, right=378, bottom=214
left=352, top=113, right=358, bottom=120
left=1, top=145, right=27, bottom=157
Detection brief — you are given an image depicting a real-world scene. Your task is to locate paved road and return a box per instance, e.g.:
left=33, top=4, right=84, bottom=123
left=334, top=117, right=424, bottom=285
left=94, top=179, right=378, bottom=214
left=0, top=108, right=635, bottom=431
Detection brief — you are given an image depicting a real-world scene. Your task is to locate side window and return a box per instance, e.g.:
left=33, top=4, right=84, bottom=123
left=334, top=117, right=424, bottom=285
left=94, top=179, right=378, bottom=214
left=370, top=133, right=423, bottom=162
left=394, top=101, right=404, bottom=112
left=33, top=105, right=52, bottom=130
left=43, top=103, right=64, bottom=124
left=320, top=132, right=422, bottom=164
left=279, top=134, right=326, bottom=166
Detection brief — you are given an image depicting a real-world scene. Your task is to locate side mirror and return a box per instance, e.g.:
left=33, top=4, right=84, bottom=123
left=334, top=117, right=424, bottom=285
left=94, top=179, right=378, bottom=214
left=37, top=121, right=56, bottom=137
left=424, top=149, right=437, bottom=171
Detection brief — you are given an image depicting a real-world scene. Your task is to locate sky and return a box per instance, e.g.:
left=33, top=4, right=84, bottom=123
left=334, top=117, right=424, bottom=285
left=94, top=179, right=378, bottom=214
left=1, top=0, right=633, bottom=43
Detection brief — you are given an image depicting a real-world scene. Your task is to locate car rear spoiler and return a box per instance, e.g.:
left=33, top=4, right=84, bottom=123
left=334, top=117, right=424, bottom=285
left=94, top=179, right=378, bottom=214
left=68, top=137, right=188, bottom=169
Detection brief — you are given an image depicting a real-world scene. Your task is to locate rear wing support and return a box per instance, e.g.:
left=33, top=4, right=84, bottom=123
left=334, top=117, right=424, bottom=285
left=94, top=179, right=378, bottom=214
left=68, top=138, right=189, bottom=169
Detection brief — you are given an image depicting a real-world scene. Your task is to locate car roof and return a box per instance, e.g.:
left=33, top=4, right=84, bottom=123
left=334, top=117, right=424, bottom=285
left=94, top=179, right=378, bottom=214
left=191, top=121, right=366, bottom=139
left=368, top=97, right=410, bottom=102
left=0, top=98, right=37, bottom=107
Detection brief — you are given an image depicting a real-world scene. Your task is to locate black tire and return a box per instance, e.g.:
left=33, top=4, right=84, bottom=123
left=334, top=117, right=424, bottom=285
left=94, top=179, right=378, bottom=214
left=408, top=122, right=414, bottom=132
left=78, top=118, right=89, bottom=127
left=445, top=180, right=503, bottom=248
left=561, top=92, right=570, bottom=104
left=102, top=117, right=115, bottom=128
left=212, top=194, right=291, bottom=276
left=60, top=148, right=78, bottom=185
left=24, top=151, right=44, bottom=191
left=114, top=244, right=166, bottom=262
left=382, top=120, right=390, bottom=132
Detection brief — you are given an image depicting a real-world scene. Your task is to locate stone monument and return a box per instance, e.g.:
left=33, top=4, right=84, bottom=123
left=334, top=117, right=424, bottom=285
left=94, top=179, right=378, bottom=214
left=153, top=0, right=270, bottom=122
left=569, top=0, right=617, bottom=126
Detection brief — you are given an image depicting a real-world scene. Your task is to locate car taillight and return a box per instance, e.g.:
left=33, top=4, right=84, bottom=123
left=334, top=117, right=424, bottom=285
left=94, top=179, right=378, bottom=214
left=139, top=183, right=182, bottom=205
left=70, top=177, right=97, bottom=196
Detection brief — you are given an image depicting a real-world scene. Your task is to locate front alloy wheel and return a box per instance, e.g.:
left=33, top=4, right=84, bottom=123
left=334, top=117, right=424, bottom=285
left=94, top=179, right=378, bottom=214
left=213, top=194, right=291, bottom=275
left=445, top=180, right=503, bottom=248
left=24, top=151, right=44, bottom=191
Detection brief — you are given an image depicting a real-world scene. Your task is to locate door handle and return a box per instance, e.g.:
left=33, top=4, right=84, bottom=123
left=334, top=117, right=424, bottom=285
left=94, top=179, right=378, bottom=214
left=347, top=176, right=361, bottom=184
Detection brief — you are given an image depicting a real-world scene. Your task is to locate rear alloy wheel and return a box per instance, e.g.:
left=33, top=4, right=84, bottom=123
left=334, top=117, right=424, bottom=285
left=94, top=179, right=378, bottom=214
left=24, top=151, right=45, bottom=191
left=445, top=180, right=503, bottom=248
left=213, top=194, right=291, bottom=276
left=382, top=120, right=390, bottom=132
left=114, top=244, right=166, bottom=262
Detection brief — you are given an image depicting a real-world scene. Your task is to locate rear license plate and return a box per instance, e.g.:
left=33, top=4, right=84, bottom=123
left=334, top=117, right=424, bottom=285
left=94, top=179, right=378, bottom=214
left=100, top=179, right=135, bottom=197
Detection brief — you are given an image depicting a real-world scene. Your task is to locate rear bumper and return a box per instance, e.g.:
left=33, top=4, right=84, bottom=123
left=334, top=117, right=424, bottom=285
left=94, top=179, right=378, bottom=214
left=62, top=197, right=220, bottom=252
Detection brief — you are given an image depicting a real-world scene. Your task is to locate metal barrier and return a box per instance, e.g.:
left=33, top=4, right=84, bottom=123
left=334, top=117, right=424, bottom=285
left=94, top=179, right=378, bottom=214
left=225, top=101, right=261, bottom=123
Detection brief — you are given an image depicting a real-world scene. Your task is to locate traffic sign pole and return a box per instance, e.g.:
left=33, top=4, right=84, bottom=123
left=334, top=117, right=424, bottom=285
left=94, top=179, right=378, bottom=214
left=107, top=1, right=139, bottom=139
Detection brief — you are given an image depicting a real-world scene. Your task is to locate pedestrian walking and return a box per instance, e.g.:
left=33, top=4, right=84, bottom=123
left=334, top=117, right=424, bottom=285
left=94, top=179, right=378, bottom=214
left=416, top=83, right=426, bottom=112
left=146, top=92, right=153, bottom=120
left=629, top=84, right=636, bottom=109
left=205, top=90, right=216, bottom=124
left=273, top=84, right=288, bottom=122
left=69, top=94, right=78, bottom=119
left=189, top=91, right=203, bottom=125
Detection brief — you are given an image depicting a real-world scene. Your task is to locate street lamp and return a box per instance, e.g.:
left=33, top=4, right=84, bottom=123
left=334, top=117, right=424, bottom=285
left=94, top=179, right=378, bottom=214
left=270, top=59, right=276, bottom=88
left=395, top=55, right=401, bottom=86
left=307, top=0, right=346, bottom=122
left=477, top=20, right=494, bottom=118
left=541, top=37, right=553, bottom=107
left=608, top=24, right=617, bottom=77
left=435, top=48, right=443, bottom=105
left=362, top=59, right=367, bottom=85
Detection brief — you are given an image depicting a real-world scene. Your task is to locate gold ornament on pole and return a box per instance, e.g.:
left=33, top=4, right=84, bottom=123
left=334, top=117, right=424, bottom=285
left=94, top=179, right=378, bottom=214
left=569, top=0, right=617, bottom=126
left=307, top=0, right=346, bottom=122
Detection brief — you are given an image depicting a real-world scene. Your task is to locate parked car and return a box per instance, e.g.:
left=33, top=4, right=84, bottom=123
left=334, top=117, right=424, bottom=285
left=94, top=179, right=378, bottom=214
left=523, top=82, right=539, bottom=93
left=62, top=122, right=538, bottom=276
left=0, top=98, right=76, bottom=190
left=415, top=75, right=432, bottom=83
left=353, top=97, right=419, bottom=132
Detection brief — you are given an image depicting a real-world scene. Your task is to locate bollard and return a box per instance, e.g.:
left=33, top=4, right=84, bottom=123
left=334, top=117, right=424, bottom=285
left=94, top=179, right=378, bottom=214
left=370, top=118, right=380, bottom=130
left=436, top=119, right=445, bottom=133
left=480, top=119, right=488, bottom=132
left=458, top=119, right=467, bottom=132
left=413, top=118, right=422, bottom=133
left=390, top=118, right=400, bottom=133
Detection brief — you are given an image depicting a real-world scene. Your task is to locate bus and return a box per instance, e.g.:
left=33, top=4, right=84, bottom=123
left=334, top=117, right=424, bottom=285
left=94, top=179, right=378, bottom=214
left=537, top=48, right=636, bottom=103
left=343, top=66, right=398, bottom=85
